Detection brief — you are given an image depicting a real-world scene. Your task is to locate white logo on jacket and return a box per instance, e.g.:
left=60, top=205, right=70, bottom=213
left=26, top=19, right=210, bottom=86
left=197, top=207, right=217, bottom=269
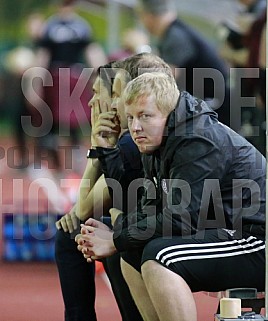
left=161, top=179, right=168, bottom=194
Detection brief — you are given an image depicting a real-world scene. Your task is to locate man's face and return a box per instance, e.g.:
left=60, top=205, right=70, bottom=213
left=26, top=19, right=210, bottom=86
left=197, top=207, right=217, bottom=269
left=111, top=71, right=128, bottom=129
left=125, top=95, right=168, bottom=153
left=135, top=3, right=155, bottom=35
left=88, top=76, right=111, bottom=110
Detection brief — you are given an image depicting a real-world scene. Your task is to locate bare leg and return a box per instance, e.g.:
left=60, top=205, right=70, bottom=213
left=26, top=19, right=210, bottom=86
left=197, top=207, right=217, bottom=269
left=121, top=258, right=160, bottom=321
left=141, top=260, right=197, bottom=321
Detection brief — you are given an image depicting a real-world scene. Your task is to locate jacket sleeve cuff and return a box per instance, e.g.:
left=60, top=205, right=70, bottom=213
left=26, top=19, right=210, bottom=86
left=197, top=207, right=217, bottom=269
left=86, top=148, right=99, bottom=158
left=96, top=146, right=119, bottom=156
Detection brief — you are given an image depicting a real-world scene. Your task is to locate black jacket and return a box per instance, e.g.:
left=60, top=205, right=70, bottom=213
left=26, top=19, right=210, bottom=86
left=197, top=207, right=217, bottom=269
left=159, top=19, right=231, bottom=126
left=113, top=92, right=266, bottom=251
left=96, top=131, right=144, bottom=214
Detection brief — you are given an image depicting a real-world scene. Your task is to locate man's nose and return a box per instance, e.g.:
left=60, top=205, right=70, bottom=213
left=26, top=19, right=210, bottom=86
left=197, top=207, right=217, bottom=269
left=88, top=95, right=96, bottom=108
left=111, top=98, right=118, bottom=111
left=131, top=118, right=142, bottom=131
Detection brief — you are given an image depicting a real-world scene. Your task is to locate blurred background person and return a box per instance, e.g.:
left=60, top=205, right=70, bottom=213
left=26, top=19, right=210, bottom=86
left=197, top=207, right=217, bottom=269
left=32, top=0, right=107, bottom=173
left=239, top=0, right=266, bottom=20
left=219, top=0, right=266, bottom=68
left=1, top=12, right=45, bottom=170
left=218, top=0, right=266, bottom=154
left=3, top=46, right=36, bottom=169
left=242, top=9, right=266, bottom=155
left=136, top=0, right=231, bottom=127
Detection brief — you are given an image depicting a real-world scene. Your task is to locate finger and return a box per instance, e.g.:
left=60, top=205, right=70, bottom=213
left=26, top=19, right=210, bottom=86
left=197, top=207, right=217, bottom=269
left=96, top=117, right=117, bottom=128
left=92, top=101, right=100, bottom=125
left=76, top=236, right=88, bottom=246
left=85, top=256, right=96, bottom=262
left=65, top=214, right=76, bottom=233
left=82, top=244, right=94, bottom=256
left=75, top=234, right=82, bottom=243
left=82, top=247, right=94, bottom=255
left=61, top=219, right=68, bottom=233
left=95, top=126, right=119, bottom=135
left=83, top=251, right=92, bottom=259
left=91, top=105, right=97, bottom=126
left=98, top=111, right=117, bottom=120
left=85, top=253, right=97, bottom=262
left=84, top=218, right=97, bottom=227
left=101, top=101, right=109, bottom=113
left=81, top=224, right=95, bottom=234
left=95, top=100, right=101, bottom=116
left=55, top=220, right=62, bottom=230
left=71, top=214, right=78, bottom=230
left=66, top=218, right=74, bottom=233
left=77, top=239, right=87, bottom=248
left=82, top=247, right=88, bottom=255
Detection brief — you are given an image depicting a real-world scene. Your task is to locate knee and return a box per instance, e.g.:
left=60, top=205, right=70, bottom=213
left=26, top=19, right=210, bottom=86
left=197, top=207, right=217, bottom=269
left=120, top=258, right=133, bottom=280
left=55, top=228, right=69, bottom=246
left=121, top=250, right=142, bottom=272
left=55, top=228, right=64, bottom=247
left=121, top=258, right=143, bottom=285
left=141, top=260, right=160, bottom=280
left=54, top=229, right=66, bottom=259
left=54, top=228, right=77, bottom=257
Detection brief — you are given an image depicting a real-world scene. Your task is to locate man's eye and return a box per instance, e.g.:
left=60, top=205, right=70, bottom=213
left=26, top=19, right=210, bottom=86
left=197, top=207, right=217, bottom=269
left=141, top=114, right=150, bottom=119
left=127, top=116, right=133, bottom=121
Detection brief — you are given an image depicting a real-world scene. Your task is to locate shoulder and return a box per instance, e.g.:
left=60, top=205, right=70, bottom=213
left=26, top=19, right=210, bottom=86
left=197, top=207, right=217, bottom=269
left=163, top=20, right=191, bottom=44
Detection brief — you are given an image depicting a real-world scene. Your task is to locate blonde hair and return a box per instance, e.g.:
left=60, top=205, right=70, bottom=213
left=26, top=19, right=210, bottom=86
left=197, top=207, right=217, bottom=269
left=122, top=72, right=180, bottom=115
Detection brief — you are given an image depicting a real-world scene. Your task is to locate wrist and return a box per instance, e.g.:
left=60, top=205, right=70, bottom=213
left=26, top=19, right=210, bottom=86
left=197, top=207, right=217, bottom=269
left=87, top=148, right=99, bottom=159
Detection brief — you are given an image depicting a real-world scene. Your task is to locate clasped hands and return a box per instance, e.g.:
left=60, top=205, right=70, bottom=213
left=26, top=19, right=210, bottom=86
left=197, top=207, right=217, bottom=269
left=75, top=208, right=122, bottom=262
